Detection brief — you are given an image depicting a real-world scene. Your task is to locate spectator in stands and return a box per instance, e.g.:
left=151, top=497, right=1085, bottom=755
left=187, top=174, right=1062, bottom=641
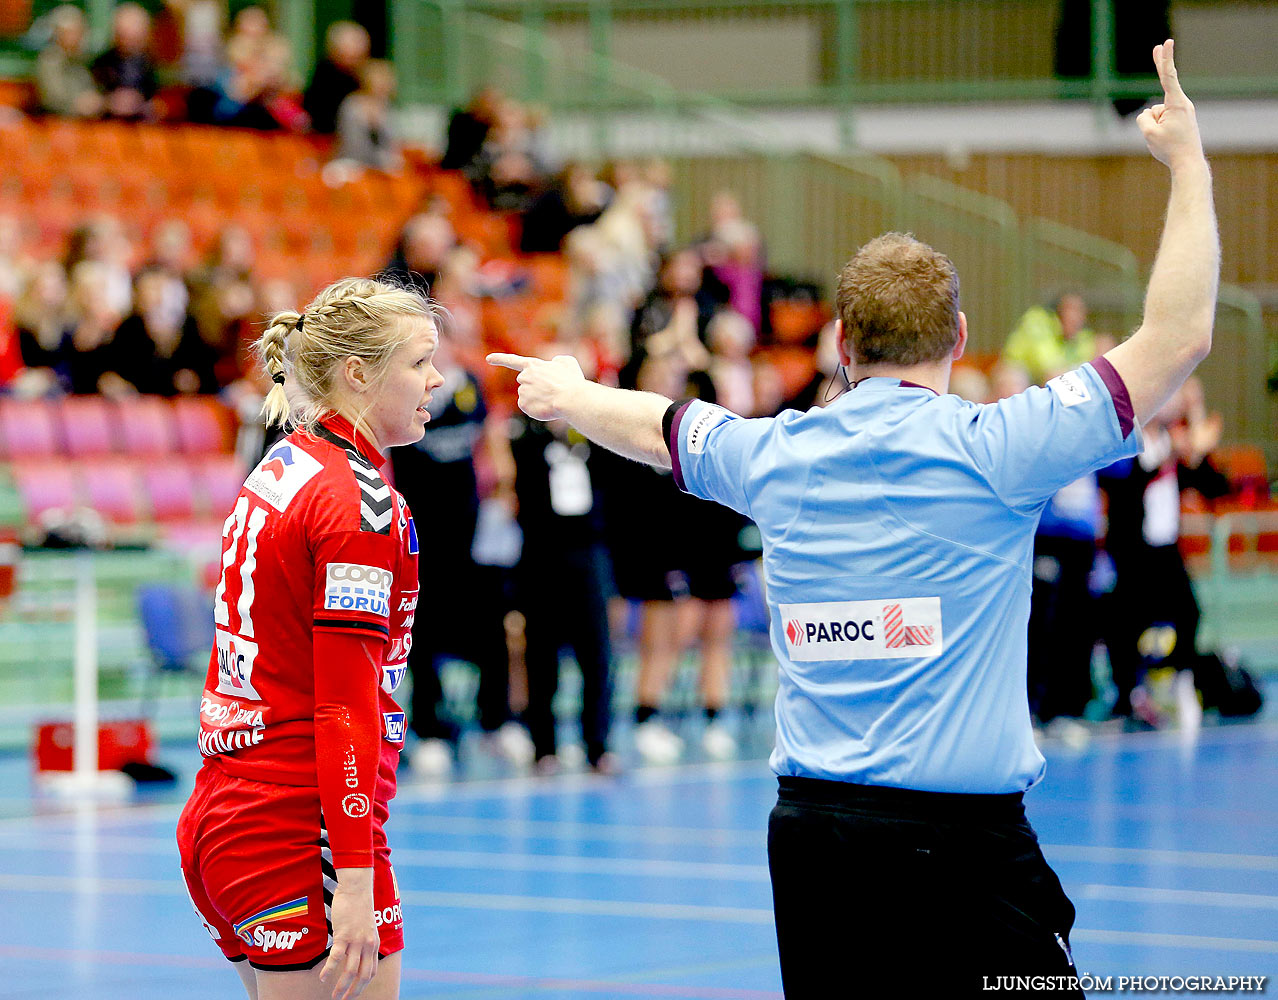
left=210, top=33, right=308, bottom=131
left=509, top=402, right=617, bottom=774
left=223, top=5, right=275, bottom=69
left=468, top=98, right=549, bottom=212
left=641, top=158, right=675, bottom=252
left=391, top=329, right=533, bottom=778
left=146, top=219, right=195, bottom=286
left=333, top=60, right=402, bottom=172
left=990, top=357, right=1032, bottom=400
left=111, top=269, right=217, bottom=395
left=631, top=249, right=719, bottom=359
left=383, top=212, right=456, bottom=293
left=565, top=226, right=629, bottom=332
left=783, top=319, right=843, bottom=412
left=1003, top=292, right=1113, bottom=385
left=0, top=215, right=33, bottom=301
left=63, top=261, right=128, bottom=395
left=91, top=2, right=159, bottom=121
left=303, top=20, right=369, bottom=135
left=441, top=87, right=501, bottom=171
left=176, top=0, right=224, bottom=88
left=64, top=216, right=134, bottom=319
left=14, top=261, right=69, bottom=375
left=35, top=5, right=104, bottom=118
left=949, top=365, right=994, bottom=405
left=703, top=218, right=765, bottom=335
left=519, top=163, right=611, bottom=253
left=706, top=308, right=756, bottom=417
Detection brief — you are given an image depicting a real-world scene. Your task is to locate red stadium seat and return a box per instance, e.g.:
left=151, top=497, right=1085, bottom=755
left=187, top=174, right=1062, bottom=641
left=58, top=396, right=118, bottom=456
left=195, top=454, right=248, bottom=518
left=118, top=397, right=177, bottom=456
left=12, top=460, right=80, bottom=521
left=141, top=458, right=199, bottom=521
left=0, top=399, right=61, bottom=459
left=80, top=458, right=145, bottom=524
left=173, top=397, right=235, bottom=454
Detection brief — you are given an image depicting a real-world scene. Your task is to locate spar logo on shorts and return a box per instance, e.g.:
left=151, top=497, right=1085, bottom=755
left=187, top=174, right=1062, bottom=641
left=214, top=629, right=261, bottom=700
left=778, top=597, right=943, bottom=662
left=343, top=793, right=371, bottom=818
left=233, top=896, right=310, bottom=950
left=324, top=563, right=391, bottom=617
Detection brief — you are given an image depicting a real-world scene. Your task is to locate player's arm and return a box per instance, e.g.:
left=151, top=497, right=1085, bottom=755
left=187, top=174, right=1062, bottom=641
left=1104, top=39, right=1219, bottom=427
left=314, top=628, right=383, bottom=1000
left=487, top=352, right=673, bottom=469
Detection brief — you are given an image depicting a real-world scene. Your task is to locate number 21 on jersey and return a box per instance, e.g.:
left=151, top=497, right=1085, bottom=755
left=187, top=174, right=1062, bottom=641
left=215, top=496, right=269, bottom=637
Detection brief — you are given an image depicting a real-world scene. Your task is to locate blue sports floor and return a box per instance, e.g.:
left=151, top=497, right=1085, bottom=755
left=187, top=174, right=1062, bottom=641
left=0, top=718, right=1275, bottom=999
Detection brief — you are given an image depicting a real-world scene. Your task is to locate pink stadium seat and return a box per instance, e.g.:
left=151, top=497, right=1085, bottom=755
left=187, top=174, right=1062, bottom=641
left=0, top=399, right=61, bottom=459
left=12, top=460, right=80, bottom=521
left=118, top=397, right=177, bottom=455
left=80, top=458, right=144, bottom=524
left=173, top=397, right=235, bottom=455
left=58, top=396, right=118, bottom=456
left=141, top=459, right=198, bottom=521
left=195, top=454, right=248, bottom=518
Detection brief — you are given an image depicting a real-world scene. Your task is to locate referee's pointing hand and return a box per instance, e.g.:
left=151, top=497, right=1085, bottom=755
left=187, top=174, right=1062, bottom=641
left=488, top=352, right=586, bottom=422
left=1137, top=39, right=1203, bottom=170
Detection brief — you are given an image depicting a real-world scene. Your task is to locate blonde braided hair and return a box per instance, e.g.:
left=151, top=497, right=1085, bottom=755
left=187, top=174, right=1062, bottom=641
left=256, top=277, right=438, bottom=437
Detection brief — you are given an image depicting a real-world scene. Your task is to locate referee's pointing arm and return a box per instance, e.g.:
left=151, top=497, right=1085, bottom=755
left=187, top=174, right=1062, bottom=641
left=1104, top=39, right=1219, bottom=426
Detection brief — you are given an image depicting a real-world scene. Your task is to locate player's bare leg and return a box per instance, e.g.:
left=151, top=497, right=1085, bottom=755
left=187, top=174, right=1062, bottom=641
left=256, top=951, right=401, bottom=1000
left=233, top=960, right=259, bottom=1000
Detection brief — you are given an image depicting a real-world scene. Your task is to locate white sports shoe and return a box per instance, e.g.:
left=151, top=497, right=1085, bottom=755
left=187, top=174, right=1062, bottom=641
left=633, top=719, right=683, bottom=765
left=410, top=738, right=453, bottom=779
left=484, top=721, right=536, bottom=767
left=701, top=721, right=738, bottom=761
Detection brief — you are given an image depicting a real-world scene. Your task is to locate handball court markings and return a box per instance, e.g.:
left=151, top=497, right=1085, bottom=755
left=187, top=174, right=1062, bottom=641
left=0, top=724, right=1275, bottom=997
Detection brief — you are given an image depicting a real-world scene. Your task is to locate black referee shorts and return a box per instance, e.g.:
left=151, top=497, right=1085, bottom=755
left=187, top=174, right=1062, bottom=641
left=767, top=776, right=1082, bottom=998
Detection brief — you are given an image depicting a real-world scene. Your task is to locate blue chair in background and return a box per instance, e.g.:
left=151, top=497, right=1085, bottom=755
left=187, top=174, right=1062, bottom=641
left=136, top=583, right=214, bottom=716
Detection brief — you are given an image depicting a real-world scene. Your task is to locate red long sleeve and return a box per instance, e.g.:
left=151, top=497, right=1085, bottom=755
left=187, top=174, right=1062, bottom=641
left=314, top=629, right=383, bottom=868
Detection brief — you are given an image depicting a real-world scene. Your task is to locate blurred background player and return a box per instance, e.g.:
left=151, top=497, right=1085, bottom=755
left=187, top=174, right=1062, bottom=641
left=389, top=326, right=532, bottom=778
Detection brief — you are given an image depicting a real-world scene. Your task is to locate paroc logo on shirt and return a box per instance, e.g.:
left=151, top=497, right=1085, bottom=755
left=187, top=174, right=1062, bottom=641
left=778, top=598, right=943, bottom=662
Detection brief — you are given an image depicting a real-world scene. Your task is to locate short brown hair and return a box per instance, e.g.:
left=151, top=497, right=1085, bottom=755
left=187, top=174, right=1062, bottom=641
left=835, top=233, right=960, bottom=367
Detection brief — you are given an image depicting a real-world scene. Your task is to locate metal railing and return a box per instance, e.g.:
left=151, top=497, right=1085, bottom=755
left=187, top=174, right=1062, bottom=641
left=389, top=0, right=1278, bottom=112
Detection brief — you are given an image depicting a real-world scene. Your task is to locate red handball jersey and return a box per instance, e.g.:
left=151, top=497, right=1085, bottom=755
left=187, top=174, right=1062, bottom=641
left=198, top=414, right=419, bottom=867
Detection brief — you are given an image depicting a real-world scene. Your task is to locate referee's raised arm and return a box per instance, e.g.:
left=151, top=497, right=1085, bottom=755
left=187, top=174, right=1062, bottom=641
left=1104, top=39, right=1220, bottom=426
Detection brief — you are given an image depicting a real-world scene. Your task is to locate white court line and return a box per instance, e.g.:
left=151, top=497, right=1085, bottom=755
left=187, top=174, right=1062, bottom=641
left=4, top=843, right=1277, bottom=910
left=1070, top=928, right=1278, bottom=955
left=0, top=832, right=771, bottom=882
left=2, top=820, right=1274, bottom=876
left=388, top=813, right=762, bottom=847
left=4, top=870, right=1278, bottom=950
left=1077, top=884, right=1278, bottom=909
left=1042, top=843, right=1278, bottom=873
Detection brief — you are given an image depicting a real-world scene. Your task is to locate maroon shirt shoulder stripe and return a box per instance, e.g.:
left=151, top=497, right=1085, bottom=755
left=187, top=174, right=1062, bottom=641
left=1089, top=356, right=1135, bottom=439
left=663, top=399, right=695, bottom=493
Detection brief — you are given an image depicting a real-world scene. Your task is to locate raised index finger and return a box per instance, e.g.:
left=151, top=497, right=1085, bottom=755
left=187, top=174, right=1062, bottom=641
left=487, top=353, right=533, bottom=372
left=1155, top=39, right=1185, bottom=101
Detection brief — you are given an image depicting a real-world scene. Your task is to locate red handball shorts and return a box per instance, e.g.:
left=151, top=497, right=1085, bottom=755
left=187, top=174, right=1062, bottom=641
left=177, top=762, right=404, bottom=971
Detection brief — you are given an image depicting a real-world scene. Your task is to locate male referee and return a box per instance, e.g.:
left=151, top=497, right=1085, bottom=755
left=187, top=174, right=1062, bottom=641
left=492, top=41, right=1216, bottom=996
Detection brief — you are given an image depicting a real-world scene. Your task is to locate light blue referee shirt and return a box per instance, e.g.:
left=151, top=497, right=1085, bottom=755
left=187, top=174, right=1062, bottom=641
left=666, top=358, right=1141, bottom=794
